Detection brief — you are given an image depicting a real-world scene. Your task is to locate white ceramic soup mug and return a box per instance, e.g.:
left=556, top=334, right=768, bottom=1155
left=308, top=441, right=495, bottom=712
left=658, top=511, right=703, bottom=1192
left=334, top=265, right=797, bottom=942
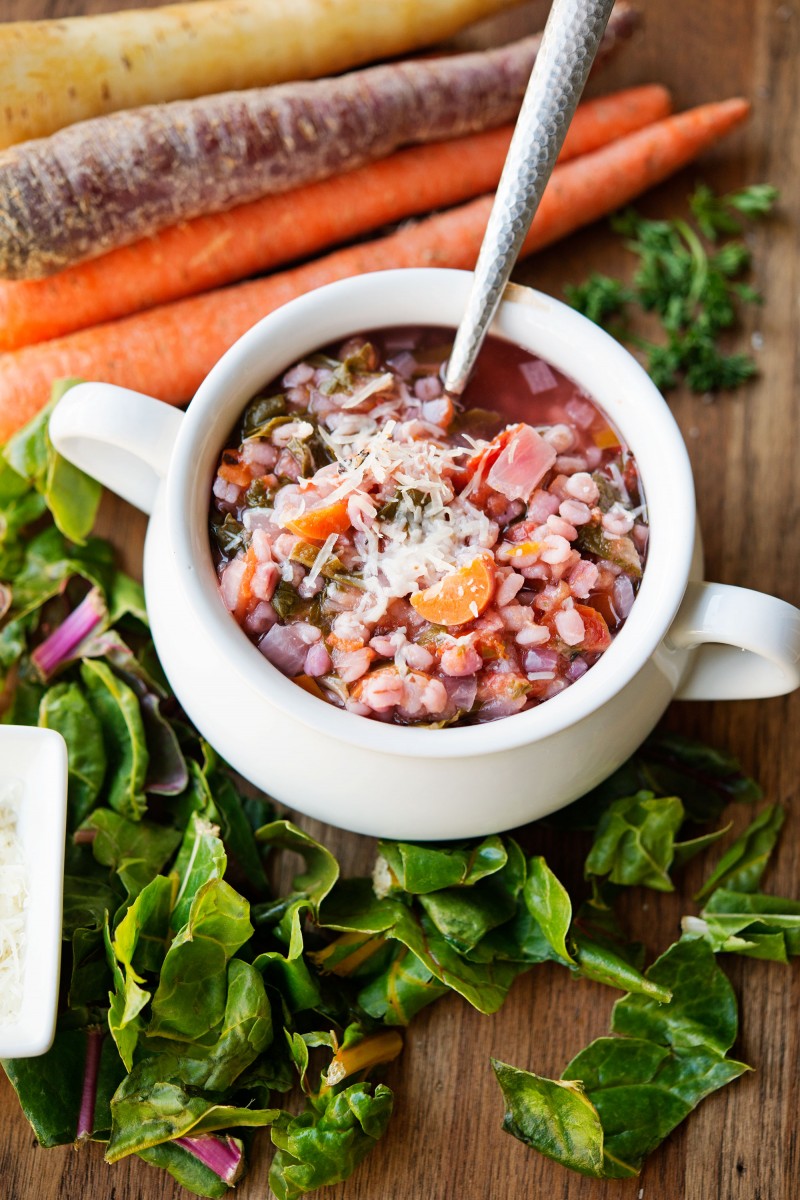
left=50, top=269, right=800, bottom=839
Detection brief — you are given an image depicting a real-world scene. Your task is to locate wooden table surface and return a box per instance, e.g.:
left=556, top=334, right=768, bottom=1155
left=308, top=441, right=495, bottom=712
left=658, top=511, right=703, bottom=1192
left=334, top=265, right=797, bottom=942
left=2, top=1, right=799, bottom=1198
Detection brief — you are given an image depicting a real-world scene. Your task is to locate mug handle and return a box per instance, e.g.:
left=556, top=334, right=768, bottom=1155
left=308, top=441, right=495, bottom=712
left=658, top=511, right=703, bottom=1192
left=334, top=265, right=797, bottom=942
left=671, top=580, right=800, bottom=700
left=48, top=383, right=184, bottom=515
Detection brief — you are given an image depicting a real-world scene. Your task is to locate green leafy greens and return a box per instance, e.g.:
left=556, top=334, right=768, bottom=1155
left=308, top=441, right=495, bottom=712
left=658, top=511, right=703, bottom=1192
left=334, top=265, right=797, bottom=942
left=0, top=386, right=796, bottom=1197
left=493, top=940, right=750, bottom=1179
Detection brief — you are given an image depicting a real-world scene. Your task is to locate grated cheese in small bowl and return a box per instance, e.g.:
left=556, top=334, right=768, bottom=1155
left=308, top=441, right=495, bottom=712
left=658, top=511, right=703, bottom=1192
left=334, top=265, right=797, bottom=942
left=0, top=779, right=27, bottom=1026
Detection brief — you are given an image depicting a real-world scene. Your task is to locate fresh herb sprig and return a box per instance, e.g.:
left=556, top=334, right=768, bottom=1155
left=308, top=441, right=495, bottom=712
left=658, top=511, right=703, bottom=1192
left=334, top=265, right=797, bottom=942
left=566, top=183, right=778, bottom=393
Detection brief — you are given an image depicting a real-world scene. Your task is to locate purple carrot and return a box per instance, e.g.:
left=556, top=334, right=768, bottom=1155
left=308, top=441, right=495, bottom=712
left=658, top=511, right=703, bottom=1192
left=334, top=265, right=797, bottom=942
left=32, top=586, right=106, bottom=679
left=174, top=1135, right=245, bottom=1185
left=76, top=1027, right=103, bottom=1142
left=0, top=5, right=639, bottom=278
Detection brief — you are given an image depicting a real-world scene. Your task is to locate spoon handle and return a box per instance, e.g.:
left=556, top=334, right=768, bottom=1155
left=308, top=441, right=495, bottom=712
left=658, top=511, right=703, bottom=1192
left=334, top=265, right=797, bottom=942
left=443, top=0, right=617, bottom=396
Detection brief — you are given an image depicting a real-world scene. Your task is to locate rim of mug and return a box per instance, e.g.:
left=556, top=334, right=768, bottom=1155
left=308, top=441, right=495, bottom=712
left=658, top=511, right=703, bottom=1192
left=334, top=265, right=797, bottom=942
left=163, top=269, right=696, bottom=759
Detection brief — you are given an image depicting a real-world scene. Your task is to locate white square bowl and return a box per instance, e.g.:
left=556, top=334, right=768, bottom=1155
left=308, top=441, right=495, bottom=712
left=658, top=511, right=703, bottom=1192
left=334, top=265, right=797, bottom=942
left=0, top=726, right=68, bottom=1059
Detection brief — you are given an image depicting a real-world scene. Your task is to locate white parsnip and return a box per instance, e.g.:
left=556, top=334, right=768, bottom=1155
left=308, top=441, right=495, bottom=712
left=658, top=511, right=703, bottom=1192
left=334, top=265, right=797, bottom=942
left=0, top=0, right=525, bottom=149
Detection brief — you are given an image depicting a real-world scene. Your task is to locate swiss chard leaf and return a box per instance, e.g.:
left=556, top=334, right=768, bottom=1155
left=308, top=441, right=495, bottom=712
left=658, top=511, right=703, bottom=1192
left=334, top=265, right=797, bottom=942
left=80, top=659, right=149, bottom=821
left=561, top=1036, right=746, bottom=1177
left=3, top=379, right=102, bottom=545
left=147, top=959, right=273, bottom=1092
left=356, top=945, right=449, bottom=1026
left=254, top=820, right=339, bottom=916
left=269, top=1082, right=393, bottom=1200
left=105, top=876, right=176, bottom=1068
left=11, top=526, right=114, bottom=621
left=683, top=887, right=800, bottom=962
left=140, top=692, right=189, bottom=795
left=114, top=873, right=175, bottom=976
left=563, top=1036, right=743, bottom=1176
left=106, top=1056, right=278, bottom=1161
left=39, top=681, right=107, bottom=828
left=374, top=836, right=507, bottom=895
left=62, top=871, right=123, bottom=940
left=320, top=878, right=525, bottom=1014
left=584, top=792, right=685, bottom=891
left=523, top=855, right=574, bottom=965
left=573, top=939, right=671, bottom=1003
left=171, top=813, right=227, bottom=931
left=69, top=922, right=112, bottom=1008
left=0, top=457, right=46, bottom=552
left=82, top=809, right=181, bottom=896
left=115, top=874, right=176, bottom=978
left=83, top=633, right=185, bottom=795
left=2, top=673, right=44, bottom=724
left=695, top=805, right=785, bottom=901
left=494, top=939, right=748, bottom=1180
left=107, top=571, right=148, bottom=627
left=253, top=900, right=322, bottom=1016
left=137, top=1139, right=237, bottom=1199
left=2, top=1028, right=125, bottom=1146
left=105, top=916, right=150, bottom=1072
left=148, top=880, right=253, bottom=1045
left=611, top=938, right=738, bottom=1056
left=492, top=1060, right=605, bottom=1177
left=417, top=840, right=525, bottom=953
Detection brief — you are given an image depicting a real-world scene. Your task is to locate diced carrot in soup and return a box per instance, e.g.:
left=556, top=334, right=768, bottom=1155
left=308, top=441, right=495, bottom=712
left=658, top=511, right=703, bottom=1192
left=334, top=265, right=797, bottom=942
left=410, top=557, right=495, bottom=627
left=285, top=497, right=351, bottom=542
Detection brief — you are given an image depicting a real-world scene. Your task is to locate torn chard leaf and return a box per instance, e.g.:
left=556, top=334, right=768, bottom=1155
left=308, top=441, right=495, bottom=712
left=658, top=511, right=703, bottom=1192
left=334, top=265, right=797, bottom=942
left=695, top=805, right=785, bottom=901
left=494, top=940, right=748, bottom=1180
left=683, top=887, right=800, bottom=962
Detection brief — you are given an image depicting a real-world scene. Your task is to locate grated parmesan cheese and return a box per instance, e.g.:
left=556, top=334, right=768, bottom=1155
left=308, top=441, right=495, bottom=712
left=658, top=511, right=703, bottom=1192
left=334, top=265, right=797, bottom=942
left=0, top=779, right=27, bottom=1025
left=306, top=407, right=498, bottom=620
left=340, top=372, right=395, bottom=410
left=307, top=533, right=339, bottom=586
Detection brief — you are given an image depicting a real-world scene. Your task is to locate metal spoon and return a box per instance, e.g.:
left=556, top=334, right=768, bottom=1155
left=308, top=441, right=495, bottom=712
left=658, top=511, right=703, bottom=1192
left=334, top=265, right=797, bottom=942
left=443, top=0, right=618, bottom=396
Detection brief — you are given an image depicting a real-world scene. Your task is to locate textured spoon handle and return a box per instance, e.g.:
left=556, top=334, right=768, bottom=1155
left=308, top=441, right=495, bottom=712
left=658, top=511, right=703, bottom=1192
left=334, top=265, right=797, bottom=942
left=443, top=0, right=617, bottom=395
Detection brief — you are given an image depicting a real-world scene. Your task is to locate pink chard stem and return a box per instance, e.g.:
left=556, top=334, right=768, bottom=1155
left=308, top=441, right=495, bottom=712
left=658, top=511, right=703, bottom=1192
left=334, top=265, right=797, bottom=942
left=32, top=586, right=106, bottom=679
left=76, top=1027, right=104, bottom=1142
left=174, top=1135, right=245, bottom=1185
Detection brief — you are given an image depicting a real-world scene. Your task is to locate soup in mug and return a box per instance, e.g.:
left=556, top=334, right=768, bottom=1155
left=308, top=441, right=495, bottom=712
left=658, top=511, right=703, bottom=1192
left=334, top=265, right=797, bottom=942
left=209, top=328, right=648, bottom=726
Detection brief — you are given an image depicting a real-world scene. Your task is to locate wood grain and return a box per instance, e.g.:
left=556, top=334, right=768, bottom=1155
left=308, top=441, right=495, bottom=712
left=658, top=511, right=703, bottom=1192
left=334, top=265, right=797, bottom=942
left=1, top=1, right=798, bottom=1198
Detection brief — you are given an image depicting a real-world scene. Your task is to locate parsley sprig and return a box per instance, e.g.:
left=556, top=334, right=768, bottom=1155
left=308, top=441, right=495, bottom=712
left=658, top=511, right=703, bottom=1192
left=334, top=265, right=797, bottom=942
left=565, top=184, right=778, bottom=393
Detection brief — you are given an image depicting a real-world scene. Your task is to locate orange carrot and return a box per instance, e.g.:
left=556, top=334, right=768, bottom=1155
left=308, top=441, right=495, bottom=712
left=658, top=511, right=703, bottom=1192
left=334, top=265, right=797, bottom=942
left=286, top=499, right=353, bottom=543
left=218, top=461, right=253, bottom=488
left=557, top=84, right=672, bottom=160
left=0, top=98, right=750, bottom=442
left=0, top=85, right=672, bottom=352
left=518, top=97, right=750, bottom=255
left=411, top=557, right=496, bottom=626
